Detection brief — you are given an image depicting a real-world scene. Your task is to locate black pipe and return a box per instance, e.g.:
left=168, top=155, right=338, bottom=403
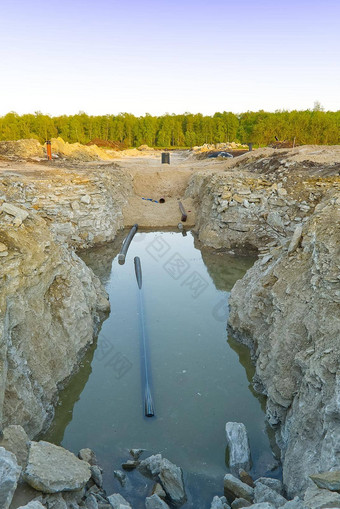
left=178, top=201, right=187, bottom=222
left=134, top=257, right=155, bottom=418
left=118, top=224, right=138, bottom=265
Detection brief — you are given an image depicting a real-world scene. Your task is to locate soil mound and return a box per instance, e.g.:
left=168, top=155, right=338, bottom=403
left=51, top=137, right=114, bottom=161
left=0, top=139, right=44, bottom=159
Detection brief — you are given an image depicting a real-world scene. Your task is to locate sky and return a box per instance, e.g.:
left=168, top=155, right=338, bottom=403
left=0, top=0, right=339, bottom=116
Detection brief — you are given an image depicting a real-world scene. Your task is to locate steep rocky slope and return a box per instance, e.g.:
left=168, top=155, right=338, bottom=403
left=0, top=208, right=110, bottom=438
left=228, top=190, right=340, bottom=497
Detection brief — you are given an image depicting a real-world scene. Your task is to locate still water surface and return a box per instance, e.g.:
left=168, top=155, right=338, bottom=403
left=43, top=230, right=280, bottom=507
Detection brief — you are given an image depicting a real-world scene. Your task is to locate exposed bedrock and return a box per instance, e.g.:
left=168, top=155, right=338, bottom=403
left=0, top=210, right=110, bottom=438
left=227, top=192, right=340, bottom=497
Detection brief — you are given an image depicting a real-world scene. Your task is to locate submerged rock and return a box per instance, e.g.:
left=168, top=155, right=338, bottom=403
left=138, top=454, right=163, bottom=479
left=0, top=447, right=22, bottom=509
left=24, top=441, right=91, bottom=493
left=113, top=470, right=126, bottom=487
left=224, top=474, right=254, bottom=503
left=145, top=494, right=170, bottom=508
left=129, top=448, right=145, bottom=460
left=225, top=422, right=251, bottom=473
left=158, top=458, right=186, bottom=506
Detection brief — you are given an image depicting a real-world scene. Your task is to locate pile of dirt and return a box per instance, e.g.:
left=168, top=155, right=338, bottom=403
left=50, top=138, right=114, bottom=161
left=0, top=139, right=44, bottom=159
left=86, top=138, right=126, bottom=150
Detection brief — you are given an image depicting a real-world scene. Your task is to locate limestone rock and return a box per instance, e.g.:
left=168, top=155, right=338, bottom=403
left=152, top=483, right=166, bottom=499
left=81, top=195, right=91, bottom=205
left=245, top=505, right=275, bottom=509
left=309, top=470, right=340, bottom=491
left=90, top=465, right=103, bottom=487
left=0, top=425, right=29, bottom=468
left=1, top=202, right=29, bottom=222
left=254, top=482, right=287, bottom=506
left=287, top=224, right=303, bottom=254
left=43, top=492, right=67, bottom=508
left=159, top=458, right=186, bottom=506
left=84, top=494, right=99, bottom=509
left=24, top=441, right=91, bottom=493
left=211, top=495, right=228, bottom=508
left=145, top=494, right=170, bottom=508
left=78, top=448, right=97, bottom=466
left=225, top=422, right=251, bottom=472
left=231, top=498, right=251, bottom=508
left=281, top=497, right=306, bottom=509
left=107, top=493, right=131, bottom=508
left=17, top=502, right=46, bottom=509
left=304, top=485, right=340, bottom=508
left=224, top=474, right=254, bottom=502
left=0, top=447, right=22, bottom=509
left=138, top=454, right=162, bottom=479
left=254, top=477, right=283, bottom=495
left=239, top=470, right=254, bottom=488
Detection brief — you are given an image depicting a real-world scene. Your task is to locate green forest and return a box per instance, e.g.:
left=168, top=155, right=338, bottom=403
left=0, top=108, right=339, bottom=148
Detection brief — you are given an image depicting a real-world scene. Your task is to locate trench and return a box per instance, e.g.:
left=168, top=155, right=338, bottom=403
left=42, top=229, right=281, bottom=507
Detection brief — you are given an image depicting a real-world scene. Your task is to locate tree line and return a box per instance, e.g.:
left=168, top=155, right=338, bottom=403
left=0, top=109, right=339, bottom=147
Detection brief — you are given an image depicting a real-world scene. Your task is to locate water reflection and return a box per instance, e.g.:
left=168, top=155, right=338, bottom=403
left=42, top=230, right=281, bottom=507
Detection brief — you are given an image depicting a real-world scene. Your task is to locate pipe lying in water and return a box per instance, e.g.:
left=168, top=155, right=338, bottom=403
left=134, top=256, right=155, bottom=418
left=178, top=201, right=187, bottom=222
left=118, top=224, right=138, bottom=265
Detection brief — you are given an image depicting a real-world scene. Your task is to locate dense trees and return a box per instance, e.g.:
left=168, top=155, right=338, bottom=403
left=0, top=109, right=339, bottom=147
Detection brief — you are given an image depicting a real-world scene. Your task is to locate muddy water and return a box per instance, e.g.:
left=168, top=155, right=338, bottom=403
left=43, top=230, right=281, bottom=507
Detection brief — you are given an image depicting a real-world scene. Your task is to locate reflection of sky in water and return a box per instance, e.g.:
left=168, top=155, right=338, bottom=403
left=43, top=231, right=280, bottom=508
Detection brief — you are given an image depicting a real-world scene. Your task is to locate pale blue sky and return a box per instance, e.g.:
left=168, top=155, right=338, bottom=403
left=0, top=0, right=339, bottom=115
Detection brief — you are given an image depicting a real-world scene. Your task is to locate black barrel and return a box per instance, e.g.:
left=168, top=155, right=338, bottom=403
left=161, top=152, right=170, bottom=164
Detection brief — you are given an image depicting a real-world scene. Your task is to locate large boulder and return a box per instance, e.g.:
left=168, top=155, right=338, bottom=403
left=225, top=422, right=251, bottom=473
left=24, top=441, right=91, bottom=493
left=0, top=447, right=22, bottom=509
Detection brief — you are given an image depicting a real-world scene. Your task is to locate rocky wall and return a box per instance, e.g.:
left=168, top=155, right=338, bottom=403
left=227, top=190, right=340, bottom=497
left=0, top=207, right=110, bottom=438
